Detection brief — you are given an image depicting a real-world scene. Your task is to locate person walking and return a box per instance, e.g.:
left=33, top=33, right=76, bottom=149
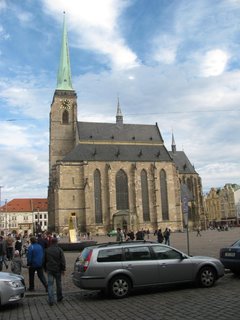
left=196, top=226, right=202, bottom=237
left=0, top=236, right=7, bottom=271
left=44, top=237, right=66, bottom=306
left=27, top=236, right=48, bottom=292
left=6, top=234, right=14, bottom=260
left=116, top=228, right=124, bottom=241
left=164, top=228, right=171, bottom=245
left=157, top=229, right=164, bottom=243
left=11, top=250, right=23, bottom=275
left=15, top=236, right=22, bottom=256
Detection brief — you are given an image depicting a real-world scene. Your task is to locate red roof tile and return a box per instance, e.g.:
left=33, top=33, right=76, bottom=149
left=0, top=198, right=48, bottom=212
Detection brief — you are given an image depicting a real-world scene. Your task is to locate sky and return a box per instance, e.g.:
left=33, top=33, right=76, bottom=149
left=0, top=0, right=240, bottom=203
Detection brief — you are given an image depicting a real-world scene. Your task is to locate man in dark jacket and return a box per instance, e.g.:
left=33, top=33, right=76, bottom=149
left=44, top=237, right=66, bottom=306
left=27, top=236, right=48, bottom=292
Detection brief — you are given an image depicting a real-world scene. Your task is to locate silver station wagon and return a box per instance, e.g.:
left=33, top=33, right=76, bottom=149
left=72, top=241, right=224, bottom=298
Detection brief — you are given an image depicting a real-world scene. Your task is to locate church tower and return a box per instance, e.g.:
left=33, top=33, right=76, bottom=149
left=48, top=14, right=77, bottom=229
left=49, top=13, right=77, bottom=175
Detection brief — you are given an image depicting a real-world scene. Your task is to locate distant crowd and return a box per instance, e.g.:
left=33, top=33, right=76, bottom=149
left=114, top=227, right=171, bottom=245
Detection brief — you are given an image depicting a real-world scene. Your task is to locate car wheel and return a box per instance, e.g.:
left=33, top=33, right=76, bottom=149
left=109, top=275, right=131, bottom=299
left=198, top=266, right=216, bottom=287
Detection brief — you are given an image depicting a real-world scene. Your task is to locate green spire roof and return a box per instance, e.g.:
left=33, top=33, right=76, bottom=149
left=56, top=13, right=73, bottom=91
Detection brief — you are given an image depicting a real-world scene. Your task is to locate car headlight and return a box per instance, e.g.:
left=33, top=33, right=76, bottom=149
left=5, top=280, right=22, bottom=288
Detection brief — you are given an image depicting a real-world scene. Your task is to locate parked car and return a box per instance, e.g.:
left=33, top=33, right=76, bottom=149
left=220, top=239, right=240, bottom=274
left=0, top=272, right=25, bottom=306
left=72, top=241, right=224, bottom=298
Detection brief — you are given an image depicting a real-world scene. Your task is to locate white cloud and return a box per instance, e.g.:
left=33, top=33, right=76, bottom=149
left=0, top=0, right=6, bottom=10
left=42, top=0, right=139, bottom=70
left=152, top=34, right=180, bottom=64
left=0, top=24, right=10, bottom=40
left=200, top=49, right=229, bottom=77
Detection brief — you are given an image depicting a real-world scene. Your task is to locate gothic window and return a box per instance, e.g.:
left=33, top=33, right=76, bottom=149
left=141, top=169, right=150, bottom=221
left=116, top=169, right=129, bottom=210
left=160, top=169, right=169, bottom=220
left=62, top=110, right=69, bottom=124
left=94, top=169, right=103, bottom=223
left=187, top=177, right=193, bottom=193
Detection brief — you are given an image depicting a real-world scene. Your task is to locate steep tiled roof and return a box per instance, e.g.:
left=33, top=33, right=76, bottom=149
left=77, top=122, right=164, bottom=143
left=0, top=198, right=48, bottom=213
left=169, top=151, right=196, bottom=174
left=63, top=144, right=172, bottom=162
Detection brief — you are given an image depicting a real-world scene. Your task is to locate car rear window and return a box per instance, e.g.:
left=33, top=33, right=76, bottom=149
left=97, top=248, right=123, bottom=262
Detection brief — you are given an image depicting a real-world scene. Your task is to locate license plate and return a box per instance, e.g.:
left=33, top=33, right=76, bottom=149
left=225, top=252, right=235, bottom=257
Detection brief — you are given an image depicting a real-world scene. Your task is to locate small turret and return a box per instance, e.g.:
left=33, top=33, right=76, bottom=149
left=116, top=97, right=123, bottom=125
left=171, top=132, right=176, bottom=153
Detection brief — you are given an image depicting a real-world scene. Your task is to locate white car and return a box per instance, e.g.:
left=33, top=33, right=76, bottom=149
left=0, top=272, right=25, bottom=306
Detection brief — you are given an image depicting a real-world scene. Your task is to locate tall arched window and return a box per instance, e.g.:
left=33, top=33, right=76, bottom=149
left=94, top=169, right=103, bottom=223
left=141, top=169, right=150, bottom=221
left=116, top=170, right=129, bottom=210
left=62, top=110, right=69, bottom=124
left=160, top=169, right=169, bottom=220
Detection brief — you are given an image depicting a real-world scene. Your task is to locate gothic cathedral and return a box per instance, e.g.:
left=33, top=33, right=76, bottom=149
left=48, top=16, right=204, bottom=235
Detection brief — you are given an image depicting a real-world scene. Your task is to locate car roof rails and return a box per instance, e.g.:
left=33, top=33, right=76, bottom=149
left=96, top=240, right=157, bottom=248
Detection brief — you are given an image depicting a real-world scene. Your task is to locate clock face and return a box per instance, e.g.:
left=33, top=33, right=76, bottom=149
left=60, top=99, right=71, bottom=110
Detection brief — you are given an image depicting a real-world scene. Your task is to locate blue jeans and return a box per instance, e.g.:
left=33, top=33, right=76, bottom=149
left=47, top=271, right=63, bottom=304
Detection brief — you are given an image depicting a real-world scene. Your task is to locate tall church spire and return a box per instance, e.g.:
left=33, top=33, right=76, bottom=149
left=116, top=97, right=123, bottom=125
left=56, top=12, right=73, bottom=91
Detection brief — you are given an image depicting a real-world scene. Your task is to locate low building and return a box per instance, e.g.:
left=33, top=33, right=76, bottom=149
left=0, top=198, right=48, bottom=235
left=204, top=184, right=240, bottom=227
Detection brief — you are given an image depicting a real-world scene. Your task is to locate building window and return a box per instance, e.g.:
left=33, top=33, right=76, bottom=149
left=160, top=169, right=169, bottom=220
left=94, top=169, right=103, bottom=223
left=141, top=169, right=150, bottom=221
left=62, top=110, right=69, bottom=124
left=116, top=169, right=129, bottom=210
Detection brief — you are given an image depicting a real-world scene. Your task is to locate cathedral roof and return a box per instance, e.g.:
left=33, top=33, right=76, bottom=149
left=76, top=121, right=164, bottom=143
left=63, top=144, right=172, bottom=162
left=169, top=151, right=197, bottom=174
left=61, top=121, right=173, bottom=162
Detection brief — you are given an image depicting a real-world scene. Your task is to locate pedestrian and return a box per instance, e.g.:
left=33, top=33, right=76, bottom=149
left=37, top=233, right=48, bottom=250
left=44, top=237, right=66, bottom=306
left=116, top=228, right=124, bottom=241
left=146, top=229, right=150, bottom=239
left=196, top=226, right=202, bottom=237
left=0, top=236, right=8, bottom=271
left=6, top=234, right=14, bottom=260
left=157, top=229, right=164, bottom=243
left=126, top=230, right=135, bottom=241
left=15, top=236, right=22, bottom=256
left=164, top=228, right=171, bottom=245
left=27, top=236, right=48, bottom=292
left=11, top=250, right=23, bottom=275
left=136, top=229, right=144, bottom=240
